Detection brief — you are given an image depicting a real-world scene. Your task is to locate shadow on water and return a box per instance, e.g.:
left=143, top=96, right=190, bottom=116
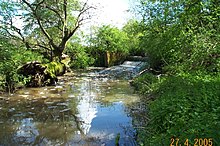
left=0, top=69, right=143, bottom=146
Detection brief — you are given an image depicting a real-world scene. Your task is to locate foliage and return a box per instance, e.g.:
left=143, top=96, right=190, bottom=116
left=70, top=51, right=94, bottom=69
left=134, top=0, right=220, bottom=73
left=0, top=39, right=18, bottom=93
left=115, top=133, right=120, bottom=146
left=134, top=73, right=220, bottom=145
left=64, top=37, right=95, bottom=69
left=122, top=20, right=144, bottom=56
left=87, top=25, right=130, bottom=66
left=89, top=25, right=130, bottom=54
left=0, top=0, right=94, bottom=60
left=132, top=73, right=159, bottom=95
left=132, top=0, right=220, bottom=145
left=0, top=36, right=46, bottom=92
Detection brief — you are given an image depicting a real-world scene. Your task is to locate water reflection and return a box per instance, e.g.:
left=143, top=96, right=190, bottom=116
left=0, top=71, right=140, bottom=145
left=0, top=96, right=83, bottom=145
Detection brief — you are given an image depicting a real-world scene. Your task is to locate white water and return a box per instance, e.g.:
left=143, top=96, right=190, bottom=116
left=99, top=61, right=148, bottom=79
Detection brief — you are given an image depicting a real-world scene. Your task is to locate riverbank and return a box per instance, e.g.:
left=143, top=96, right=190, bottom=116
left=132, top=72, right=220, bottom=145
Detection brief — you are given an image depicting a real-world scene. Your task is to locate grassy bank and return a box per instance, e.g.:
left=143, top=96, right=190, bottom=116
left=133, top=73, right=220, bottom=145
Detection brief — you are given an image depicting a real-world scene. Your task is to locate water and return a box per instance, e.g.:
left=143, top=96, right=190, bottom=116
left=98, top=61, right=148, bottom=79
left=0, top=70, right=140, bottom=146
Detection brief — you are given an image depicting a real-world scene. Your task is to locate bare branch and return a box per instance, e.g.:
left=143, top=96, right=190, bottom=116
left=35, top=43, right=50, bottom=51
left=1, top=18, right=25, bottom=42
left=45, top=5, right=63, bottom=23
left=17, top=0, right=95, bottom=58
left=67, top=25, right=80, bottom=40
left=22, top=0, right=52, bottom=41
left=33, top=0, right=45, bottom=11
left=69, top=2, right=94, bottom=37
left=63, top=0, right=67, bottom=22
left=3, top=27, right=21, bottom=40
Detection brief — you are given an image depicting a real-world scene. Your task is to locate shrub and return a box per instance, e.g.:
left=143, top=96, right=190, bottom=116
left=70, top=51, right=94, bottom=69
left=135, top=74, right=220, bottom=145
left=0, top=38, right=46, bottom=92
left=132, top=73, right=159, bottom=95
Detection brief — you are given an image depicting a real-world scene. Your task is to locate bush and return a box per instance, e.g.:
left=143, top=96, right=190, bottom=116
left=70, top=51, right=94, bottom=69
left=0, top=38, right=46, bottom=92
left=64, top=40, right=95, bottom=69
left=132, top=73, right=159, bottom=95
left=135, top=73, right=220, bottom=145
left=87, top=25, right=130, bottom=67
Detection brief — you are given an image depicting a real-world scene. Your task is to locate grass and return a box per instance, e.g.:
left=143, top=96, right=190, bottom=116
left=133, top=73, right=220, bottom=145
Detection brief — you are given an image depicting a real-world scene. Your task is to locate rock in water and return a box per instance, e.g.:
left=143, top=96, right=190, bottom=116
left=18, top=61, right=58, bottom=87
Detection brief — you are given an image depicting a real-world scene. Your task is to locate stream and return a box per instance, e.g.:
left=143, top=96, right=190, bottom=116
left=0, top=68, right=144, bottom=146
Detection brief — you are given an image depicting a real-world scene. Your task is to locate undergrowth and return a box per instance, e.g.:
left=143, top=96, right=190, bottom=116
left=133, top=73, right=220, bottom=145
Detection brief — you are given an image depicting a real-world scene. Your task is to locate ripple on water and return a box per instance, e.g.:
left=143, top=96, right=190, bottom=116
left=0, top=70, right=140, bottom=146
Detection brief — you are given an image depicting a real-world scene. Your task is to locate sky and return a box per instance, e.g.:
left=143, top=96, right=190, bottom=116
left=86, top=0, right=134, bottom=28
left=1, top=0, right=134, bottom=35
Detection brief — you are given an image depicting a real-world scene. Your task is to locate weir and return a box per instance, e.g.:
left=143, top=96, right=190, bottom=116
left=98, top=60, right=149, bottom=79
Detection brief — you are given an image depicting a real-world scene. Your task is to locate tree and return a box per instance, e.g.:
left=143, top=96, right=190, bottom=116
left=0, top=0, right=94, bottom=61
left=122, top=19, right=143, bottom=56
left=90, top=25, right=129, bottom=53
left=0, top=33, right=45, bottom=92
left=131, top=1, right=220, bottom=145
left=132, top=0, right=220, bottom=73
left=88, top=25, right=130, bottom=66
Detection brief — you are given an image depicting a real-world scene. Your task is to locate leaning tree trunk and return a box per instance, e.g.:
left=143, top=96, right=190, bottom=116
left=53, top=49, right=63, bottom=62
left=51, top=38, right=67, bottom=62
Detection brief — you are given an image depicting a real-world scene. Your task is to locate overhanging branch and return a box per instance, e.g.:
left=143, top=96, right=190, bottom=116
left=68, top=1, right=94, bottom=39
left=22, top=0, right=52, bottom=41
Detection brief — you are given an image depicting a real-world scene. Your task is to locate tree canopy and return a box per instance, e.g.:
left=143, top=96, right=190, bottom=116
left=133, top=0, right=220, bottom=74
left=0, top=0, right=94, bottom=60
left=89, top=25, right=129, bottom=53
left=131, top=0, right=220, bottom=145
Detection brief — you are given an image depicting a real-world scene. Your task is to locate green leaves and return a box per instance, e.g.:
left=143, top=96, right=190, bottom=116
left=122, top=19, right=144, bottom=55
left=70, top=50, right=95, bottom=69
left=1, top=0, right=94, bottom=60
left=133, top=0, right=220, bottom=75
left=132, top=1, right=220, bottom=145
left=0, top=36, right=46, bottom=92
left=134, top=73, right=220, bottom=145
left=90, top=25, right=130, bottom=54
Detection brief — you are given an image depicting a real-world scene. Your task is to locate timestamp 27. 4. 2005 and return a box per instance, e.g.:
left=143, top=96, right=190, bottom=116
left=170, top=138, right=213, bottom=146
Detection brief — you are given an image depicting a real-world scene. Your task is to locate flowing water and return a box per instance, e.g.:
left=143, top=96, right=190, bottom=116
left=0, top=69, right=142, bottom=146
